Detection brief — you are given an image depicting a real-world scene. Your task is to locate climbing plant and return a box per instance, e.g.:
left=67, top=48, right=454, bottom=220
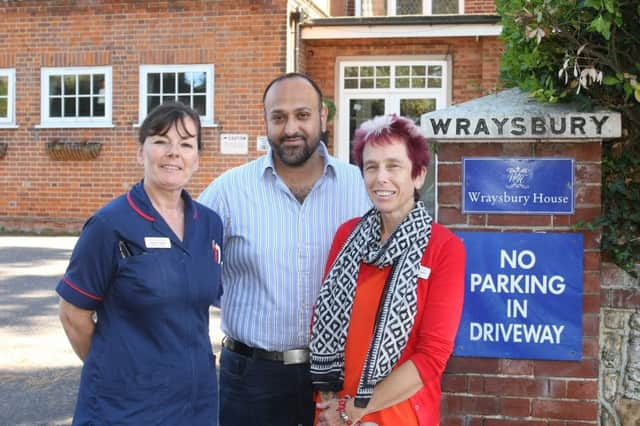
left=498, top=0, right=640, bottom=276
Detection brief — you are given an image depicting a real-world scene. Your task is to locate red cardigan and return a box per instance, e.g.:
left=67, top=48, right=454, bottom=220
left=324, top=218, right=466, bottom=426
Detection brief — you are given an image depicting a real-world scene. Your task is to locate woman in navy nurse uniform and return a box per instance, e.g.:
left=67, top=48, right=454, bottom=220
left=57, top=102, right=222, bottom=425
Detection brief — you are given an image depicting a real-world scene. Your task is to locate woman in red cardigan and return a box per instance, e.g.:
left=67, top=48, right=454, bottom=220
left=310, top=114, right=465, bottom=426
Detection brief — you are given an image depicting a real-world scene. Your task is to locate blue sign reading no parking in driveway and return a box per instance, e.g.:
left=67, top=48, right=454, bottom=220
left=453, top=231, right=583, bottom=361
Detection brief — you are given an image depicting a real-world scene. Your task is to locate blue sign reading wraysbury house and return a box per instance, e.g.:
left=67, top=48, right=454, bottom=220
left=453, top=231, right=583, bottom=361
left=462, top=158, right=574, bottom=214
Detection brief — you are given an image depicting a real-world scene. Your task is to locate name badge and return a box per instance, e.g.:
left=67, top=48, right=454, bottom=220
left=418, top=265, right=431, bottom=280
left=144, top=237, right=171, bottom=249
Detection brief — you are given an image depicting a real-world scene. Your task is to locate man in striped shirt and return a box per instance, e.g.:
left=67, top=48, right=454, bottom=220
left=198, top=73, right=371, bottom=426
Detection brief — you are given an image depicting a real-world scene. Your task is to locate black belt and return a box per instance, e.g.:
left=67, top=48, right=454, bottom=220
left=222, top=336, right=310, bottom=365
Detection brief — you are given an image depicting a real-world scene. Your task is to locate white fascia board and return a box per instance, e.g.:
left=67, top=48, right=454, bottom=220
left=301, top=23, right=502, bottom=39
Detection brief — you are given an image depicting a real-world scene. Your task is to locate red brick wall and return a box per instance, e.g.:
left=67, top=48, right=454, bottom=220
left=465, top=0, right=497, bottom=14
left=0, top=0, right=287, bottom=232
left=438, top=141, right=602, bottom=425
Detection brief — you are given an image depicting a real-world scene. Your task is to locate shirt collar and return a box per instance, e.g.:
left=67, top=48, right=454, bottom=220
left=126, top=180, right=198, bottom=222
left=259, top=141, right=337, bottom=179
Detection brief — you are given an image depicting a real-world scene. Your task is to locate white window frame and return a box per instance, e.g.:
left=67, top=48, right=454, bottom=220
left=138, top=64, right=215, bottom=127
left=0, top=69, right=16, bottom=127
left=336, top=56, right=451, bottom=161
left=39, top=66, right=113, bottom=128
left=355, top=0, right=464, bottom=15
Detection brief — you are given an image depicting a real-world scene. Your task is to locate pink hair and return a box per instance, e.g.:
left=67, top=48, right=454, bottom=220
left=351, top=114, right=431, bottom=179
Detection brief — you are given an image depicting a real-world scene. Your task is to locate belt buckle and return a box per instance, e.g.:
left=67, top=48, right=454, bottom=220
left=282, top=349, right=309, bottom=365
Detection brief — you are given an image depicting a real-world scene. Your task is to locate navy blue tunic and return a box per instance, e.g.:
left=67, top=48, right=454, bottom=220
left=57, top=181, right=222, bottom=425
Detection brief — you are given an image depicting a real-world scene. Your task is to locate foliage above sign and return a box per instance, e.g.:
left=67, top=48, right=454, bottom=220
left=497, top=0, right=640, bottom=277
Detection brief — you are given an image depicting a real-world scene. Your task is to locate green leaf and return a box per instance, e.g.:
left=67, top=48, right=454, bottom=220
left=635, top=88, right=640, bottom=103
left=604, top=0, right=615, bottom=14
left=583, top=0, right=602, bottom=10
left=603, top=75, right=621, bottom=85
left=589, top=15, right=612, bottom=39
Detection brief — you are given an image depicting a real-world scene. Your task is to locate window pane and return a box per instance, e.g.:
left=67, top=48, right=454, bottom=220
left=0, top=77, right=7, bottom=96
left=0, top=99, right=7, bottom=118
left=360, top=66, right=374, bottom=77
left=93, top=97, right=105, bottom=117
left=429, top=65, right=443, bottom=76
left=147, top=95, right=161, bottom=113
left=400, top=98, right=436, bottom=123
left=361, top=78, right=374, bottom=89
left=93, top=74, right=105, bottom=94
left=349, top=98, right=385, bottom=163
left=147, top=73, right=161, bottom=93
left=432, top=0, right=459, bottom=14
left=345, top=66, right=358, bottom=78
left=412, top=65, right=426, bottom=76
left=49, top=76, right=62, bottom=96
left=376, top=78, right=390, bottom=89
left=64, top=97, right=76, bottom=117
left=375, top=66, right=390, bottom=77
left=428, top=78, right=442, bottom=88
left=178, top=72, right=191, bottom=93
left=78, top=97, right=91, bottom=116
left=193, top=95, right=206, bottom=116
left=162, top=73, right=176, bottom=93
left=64, top=75, right=76, bottom=95
left=344, top=79, right=358, bottom=89
left=397, top=78, right=410, bottom=88
left=192, top=72, right=206, bottom=93
left=78, top=75, right=91, bottom=94
left=396, top=66, right=410, bottom=76
left=178, top=95, right=191, bottom=107
left=412, top=77, right=426, bottom=88
left=49, top=98, right=61, bottom=117
left=397, top=0, right=422, bottom=15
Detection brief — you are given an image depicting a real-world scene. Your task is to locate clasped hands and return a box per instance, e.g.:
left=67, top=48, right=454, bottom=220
left=316, top=392, right=366, bottom=426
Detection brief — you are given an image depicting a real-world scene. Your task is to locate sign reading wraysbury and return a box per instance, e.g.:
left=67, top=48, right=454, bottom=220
left=453, top=232, right=583, bottom=360
left=420, top=88, right=622, bottom=140
left=424, top=113, right=619, bottom=139
left=463, top=158, right=574, bottom=214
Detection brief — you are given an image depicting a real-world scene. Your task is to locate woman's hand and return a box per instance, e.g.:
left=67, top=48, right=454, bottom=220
left=316, top=396, right=365, bottom=426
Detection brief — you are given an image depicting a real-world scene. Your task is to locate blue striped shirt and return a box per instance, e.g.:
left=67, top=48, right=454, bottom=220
left=198, top=143, right=371, bottom=351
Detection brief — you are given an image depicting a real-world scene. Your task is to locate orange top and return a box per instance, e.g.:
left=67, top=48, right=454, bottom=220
left=342, top=268, right=419, bottom=426
left=314, top=267, right=419, bottom=426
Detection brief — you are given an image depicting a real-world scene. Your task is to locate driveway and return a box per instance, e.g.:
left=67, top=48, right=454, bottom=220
left=0, top=236, right=223, bottom=426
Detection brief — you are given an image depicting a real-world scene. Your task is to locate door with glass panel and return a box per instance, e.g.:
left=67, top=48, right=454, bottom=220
left=339, top=61, right=448, bottom=215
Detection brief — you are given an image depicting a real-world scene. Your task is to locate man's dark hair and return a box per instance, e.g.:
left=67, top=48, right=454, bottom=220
left=138, top=101, right=202, bottom=150
left=262, top=72, right=324, bottom=110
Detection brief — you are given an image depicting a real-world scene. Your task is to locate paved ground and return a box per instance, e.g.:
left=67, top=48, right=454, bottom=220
left=0, top=236, right=223, bottom=426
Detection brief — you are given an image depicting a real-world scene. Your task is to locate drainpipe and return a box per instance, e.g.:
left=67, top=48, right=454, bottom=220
left=289, top=6, right=305, bottom=72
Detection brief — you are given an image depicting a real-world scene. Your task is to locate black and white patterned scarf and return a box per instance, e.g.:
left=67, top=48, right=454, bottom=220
left=310, top=201, right=432, bottom=407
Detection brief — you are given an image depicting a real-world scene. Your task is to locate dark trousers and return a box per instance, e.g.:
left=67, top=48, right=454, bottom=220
left=219, top=346, right=315, bottom=426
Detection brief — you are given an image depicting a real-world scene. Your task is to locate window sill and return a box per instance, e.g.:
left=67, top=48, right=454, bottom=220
left=45, top=141, right=102, bottom=161
left=36, top=122, right=115, bottom=129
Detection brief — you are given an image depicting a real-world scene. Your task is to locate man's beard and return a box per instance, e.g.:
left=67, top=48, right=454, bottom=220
left=270, top=132, right=321, bottom=167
